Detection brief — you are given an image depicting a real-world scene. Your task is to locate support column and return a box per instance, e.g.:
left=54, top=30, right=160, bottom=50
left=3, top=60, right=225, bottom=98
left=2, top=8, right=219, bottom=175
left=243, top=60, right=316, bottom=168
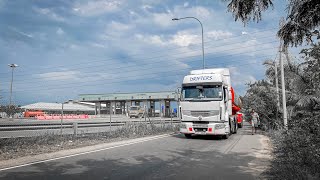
left=95, top=103, right=98, bottom=115
left=111, top=101, right=116, bottom=115
left=165, top=100, right=171, bottom=117
left=106, top=101, right=111, bottom=114
left=143, top=100, right=148, bottom=115
left=125, top=101, right=131, bottom=117
left=95, top=102, right=102, bottom=116
left=160, top=100, right=165, bottom=117
left=120, top=101, right=125, bottom=115
left=149, top=100, right=155, bottom=117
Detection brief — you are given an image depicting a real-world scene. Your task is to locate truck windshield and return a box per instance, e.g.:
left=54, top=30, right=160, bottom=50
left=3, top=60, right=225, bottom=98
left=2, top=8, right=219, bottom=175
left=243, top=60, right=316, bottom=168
left=182, top=85, right=222, bottom=100
left=130, top=107, right=139, bottom=110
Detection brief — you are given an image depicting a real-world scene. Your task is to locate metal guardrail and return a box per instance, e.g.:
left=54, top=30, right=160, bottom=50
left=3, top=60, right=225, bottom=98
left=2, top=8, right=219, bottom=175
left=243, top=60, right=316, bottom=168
left=0, top=119, right=181, bottom=131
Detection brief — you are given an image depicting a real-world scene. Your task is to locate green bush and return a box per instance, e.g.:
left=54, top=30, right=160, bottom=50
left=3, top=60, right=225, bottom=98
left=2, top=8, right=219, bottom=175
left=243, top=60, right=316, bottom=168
left=267, top=114, right=320, bottom=179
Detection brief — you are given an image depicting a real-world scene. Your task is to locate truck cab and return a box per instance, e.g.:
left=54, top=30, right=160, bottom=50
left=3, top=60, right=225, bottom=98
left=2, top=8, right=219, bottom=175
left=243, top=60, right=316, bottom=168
left=179, top=68, right=238, bottom=139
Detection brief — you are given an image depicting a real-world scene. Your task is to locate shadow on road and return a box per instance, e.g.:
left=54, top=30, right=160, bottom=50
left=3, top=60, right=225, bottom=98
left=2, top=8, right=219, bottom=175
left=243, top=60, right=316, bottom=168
left=172, top=133, right=224, bottom=141
left=1, top=147, right=269, bottom=180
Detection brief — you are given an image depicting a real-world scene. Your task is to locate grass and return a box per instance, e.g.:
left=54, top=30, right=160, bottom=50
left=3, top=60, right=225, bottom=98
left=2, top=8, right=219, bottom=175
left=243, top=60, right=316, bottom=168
left=0, top=122, right=180, bottom=161
left=262, top=128, right=320, bottom=180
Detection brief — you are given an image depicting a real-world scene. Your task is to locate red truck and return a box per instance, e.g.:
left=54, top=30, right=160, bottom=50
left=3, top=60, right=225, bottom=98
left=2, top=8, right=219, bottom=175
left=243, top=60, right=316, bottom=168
left=231, top=87, right=243, bottom=128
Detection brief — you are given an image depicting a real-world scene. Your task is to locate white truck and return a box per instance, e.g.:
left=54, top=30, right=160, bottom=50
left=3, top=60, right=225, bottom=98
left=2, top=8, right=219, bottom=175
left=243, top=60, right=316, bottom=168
left=179, top=68, right=238, bottom=139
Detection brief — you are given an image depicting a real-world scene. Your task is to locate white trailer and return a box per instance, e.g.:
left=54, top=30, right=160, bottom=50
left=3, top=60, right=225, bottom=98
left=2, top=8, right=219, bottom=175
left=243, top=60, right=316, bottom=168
left=179, top=68, right=237, bottom=139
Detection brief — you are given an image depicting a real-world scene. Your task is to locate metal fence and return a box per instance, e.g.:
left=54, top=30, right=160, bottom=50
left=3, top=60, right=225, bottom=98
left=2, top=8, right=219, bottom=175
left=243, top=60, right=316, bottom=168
left=0, top=105, right=180, bottom=138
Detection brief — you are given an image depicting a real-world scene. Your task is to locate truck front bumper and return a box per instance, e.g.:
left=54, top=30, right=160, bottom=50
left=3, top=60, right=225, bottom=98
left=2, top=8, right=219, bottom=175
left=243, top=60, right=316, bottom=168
left=180, top=122, right=228, bottom=135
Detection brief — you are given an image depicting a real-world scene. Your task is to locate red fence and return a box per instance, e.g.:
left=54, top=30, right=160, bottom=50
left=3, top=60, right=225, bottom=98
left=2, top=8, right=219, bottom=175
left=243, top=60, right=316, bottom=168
left=36, top=114, right=89, bottom=120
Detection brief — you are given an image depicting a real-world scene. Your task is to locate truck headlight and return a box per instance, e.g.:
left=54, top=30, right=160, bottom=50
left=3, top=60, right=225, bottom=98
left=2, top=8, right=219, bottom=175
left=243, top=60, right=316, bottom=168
left=215, top=124, right=225, bottom=129
left=180, top=123, right=187, bottom=129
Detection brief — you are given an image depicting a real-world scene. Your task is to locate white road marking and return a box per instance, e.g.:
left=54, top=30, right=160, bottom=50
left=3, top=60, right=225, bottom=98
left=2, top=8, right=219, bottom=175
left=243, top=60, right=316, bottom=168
left=0, top=134, right=171, bottom=172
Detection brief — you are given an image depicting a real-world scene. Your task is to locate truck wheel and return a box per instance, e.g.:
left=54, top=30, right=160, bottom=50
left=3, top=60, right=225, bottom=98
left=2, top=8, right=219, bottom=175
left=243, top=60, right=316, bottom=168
left=229, top=119, right=234, bottom=134
left=238, top=123, right=242, bottom=128
left=233, top=122, right=238, bottom=134
left=222, top=134, right=229, bottom=139
left=184, top=134, right=192, bottom=139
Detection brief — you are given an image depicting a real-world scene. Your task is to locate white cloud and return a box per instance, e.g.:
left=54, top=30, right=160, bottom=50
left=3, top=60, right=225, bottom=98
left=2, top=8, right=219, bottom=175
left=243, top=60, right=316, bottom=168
left=207, top=30, right=233, bottom=40
left=152, top=13, right=174, bottom=27
left=173, top=6, right=211, bottom=19
left=151, top=6, right=212, bottom=27
left=0, top=0, right=5, bottom=12
left=134, top=34, right=167, bottom=46
left=170, top=31, right=200, bottom=47
left=183, top=2, right=189, bottom=7
left=9, top=27, right=33, bottom=38
left=91, top=43, right=106, bottom=48
left=33, top=7, right=65, bottom=22
left=142, top=4, right=152, bottom=10
left=229, top=67, right=257, bottom=87
left=56, top=27, right=64, bottom=35
left=37, top=71, right=80, bottom=81
left=108, top=21, right=132, bottom=31
left=73, top=0, right=121, bottom=16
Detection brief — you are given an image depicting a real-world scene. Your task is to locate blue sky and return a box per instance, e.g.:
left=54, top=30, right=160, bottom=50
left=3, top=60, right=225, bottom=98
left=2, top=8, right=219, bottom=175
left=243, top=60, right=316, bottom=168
left=0, top=0, right=302, bottom=105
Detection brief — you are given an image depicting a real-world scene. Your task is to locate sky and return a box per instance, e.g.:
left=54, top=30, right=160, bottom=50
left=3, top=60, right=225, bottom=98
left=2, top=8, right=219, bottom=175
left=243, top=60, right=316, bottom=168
left=0, top=0, right=302, bottom=105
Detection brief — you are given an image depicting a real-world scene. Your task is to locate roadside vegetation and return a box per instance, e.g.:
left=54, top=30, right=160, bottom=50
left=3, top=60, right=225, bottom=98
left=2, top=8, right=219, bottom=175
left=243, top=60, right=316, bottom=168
left=0, top=122, right=179, bottom=161
left=0, top=105, right=22, bottom=118
left=243, top=43, right=320, bottom=179
left=225, top=1, right=320, bottom=179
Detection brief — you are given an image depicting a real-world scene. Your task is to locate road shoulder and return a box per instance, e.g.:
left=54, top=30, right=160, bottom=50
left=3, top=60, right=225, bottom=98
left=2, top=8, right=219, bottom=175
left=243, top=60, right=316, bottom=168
left=0, top=133, right=172, bottom=171
left=227, top=125, right=273, bottom=179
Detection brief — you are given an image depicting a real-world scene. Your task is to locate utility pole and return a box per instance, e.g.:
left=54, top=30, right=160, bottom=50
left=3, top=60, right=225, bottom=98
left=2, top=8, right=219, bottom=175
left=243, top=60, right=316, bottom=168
left=279, top=18, right=288, bottom=129
left=275, top=53, right=280, bottom=120
left=8, top=64, right=18, bottom=107
left=61, top=102, right=64, bottom=135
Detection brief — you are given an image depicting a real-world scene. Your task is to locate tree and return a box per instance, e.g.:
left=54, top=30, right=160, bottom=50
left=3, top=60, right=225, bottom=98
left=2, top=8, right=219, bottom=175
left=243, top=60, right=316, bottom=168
left=227, top=0, right=320, bottom=47
left=0, top=105, right=22, bottom=118
left=242, top=80, right=280, bottom=129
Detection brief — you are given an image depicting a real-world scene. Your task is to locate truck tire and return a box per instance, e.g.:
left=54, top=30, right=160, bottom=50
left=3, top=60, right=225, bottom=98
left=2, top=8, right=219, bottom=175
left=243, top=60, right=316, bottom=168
left=222, top=134, right=229, bottom=139
left=238, top=123, right=242, bottom=128
left=223, top=123, right=231, bottom=139
left=233, top=122, right=238, bottom=134
left=229, top=118, right=234, bottom=134
left=184, top=134, right=192, bottom=139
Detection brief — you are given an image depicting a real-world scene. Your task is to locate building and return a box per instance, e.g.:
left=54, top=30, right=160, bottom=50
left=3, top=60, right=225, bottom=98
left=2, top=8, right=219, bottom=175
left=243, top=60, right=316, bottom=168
left=21, top=102, right=96, bottom=115
left=78, top=91, right=178, bottom=117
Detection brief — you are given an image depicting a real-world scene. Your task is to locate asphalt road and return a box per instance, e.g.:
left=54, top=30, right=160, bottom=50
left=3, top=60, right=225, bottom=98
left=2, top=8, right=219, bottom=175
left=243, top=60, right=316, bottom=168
left=0, top=122, right=271, bottom=180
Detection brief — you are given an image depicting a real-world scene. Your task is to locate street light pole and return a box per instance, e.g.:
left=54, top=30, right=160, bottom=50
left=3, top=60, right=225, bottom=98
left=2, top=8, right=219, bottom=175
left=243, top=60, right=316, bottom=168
left=172, top=17, right=205, bottom=69
left=8, top=64, right=18, bottom=107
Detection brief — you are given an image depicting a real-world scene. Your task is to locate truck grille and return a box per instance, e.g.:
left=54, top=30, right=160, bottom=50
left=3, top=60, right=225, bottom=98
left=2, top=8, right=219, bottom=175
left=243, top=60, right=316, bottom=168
left=183, top=110, right=219, bottom=117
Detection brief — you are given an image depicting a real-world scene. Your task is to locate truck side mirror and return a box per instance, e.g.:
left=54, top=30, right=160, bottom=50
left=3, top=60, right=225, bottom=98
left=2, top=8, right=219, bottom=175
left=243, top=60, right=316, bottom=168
left=224, top=88, right=228, bottom=102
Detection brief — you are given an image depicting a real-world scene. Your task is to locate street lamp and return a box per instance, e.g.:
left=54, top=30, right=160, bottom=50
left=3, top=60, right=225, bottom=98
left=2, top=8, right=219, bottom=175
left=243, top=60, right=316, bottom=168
left=172, top=17, right=205, bottom=69
left=8, top=64, right=18, bottom=107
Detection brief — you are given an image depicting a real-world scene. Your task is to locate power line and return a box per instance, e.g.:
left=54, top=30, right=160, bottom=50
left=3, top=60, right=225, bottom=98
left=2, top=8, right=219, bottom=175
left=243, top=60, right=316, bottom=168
left=1, top=44, right=278, bottom=87
left=0, top=32, right=277, bottom=80
left=2, top=54, right=275, bottom=93
left=0, top=27, right=278, bottom=75
left=1, top=40, right=278, bottom=84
